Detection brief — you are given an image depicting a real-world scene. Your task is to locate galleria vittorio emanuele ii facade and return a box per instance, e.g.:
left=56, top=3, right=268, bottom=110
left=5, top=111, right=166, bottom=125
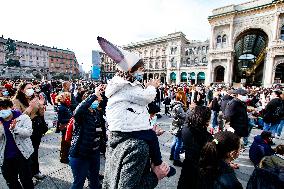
left=123, top=0, right=284, bottom=86
left=207, top=0, right=284, bottom=87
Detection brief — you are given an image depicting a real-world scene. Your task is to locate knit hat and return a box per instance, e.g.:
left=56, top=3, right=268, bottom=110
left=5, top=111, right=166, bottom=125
left=97, top=36, right=141, bottom=72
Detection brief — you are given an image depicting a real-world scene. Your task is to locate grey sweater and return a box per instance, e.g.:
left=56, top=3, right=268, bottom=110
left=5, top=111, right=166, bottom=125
left=103, top=132, right=158, bottom=189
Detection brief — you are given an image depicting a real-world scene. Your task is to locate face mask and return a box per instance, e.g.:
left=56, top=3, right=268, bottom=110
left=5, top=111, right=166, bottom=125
left=0, top=109, right=12, bottom=119
left=133, top=72, right=143, bottom=81
left=2, top=91, right=9, bottom=96
left=91, top=101, right=99, bottom=110
left=35, top=88, right=41, bottom=93
left=150, top=116, right=157, bottom=127
left=25, top=88, right=34, bottom=97
left=239, top=95, right=248, bottom=102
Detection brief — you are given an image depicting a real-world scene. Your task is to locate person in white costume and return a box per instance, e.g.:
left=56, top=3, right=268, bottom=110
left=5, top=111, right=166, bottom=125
left=97, top=37, right=175, bottom=187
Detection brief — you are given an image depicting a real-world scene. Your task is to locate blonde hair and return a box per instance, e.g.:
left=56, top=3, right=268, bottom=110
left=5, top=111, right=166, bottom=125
left=55, top=92, right=71, bottom=104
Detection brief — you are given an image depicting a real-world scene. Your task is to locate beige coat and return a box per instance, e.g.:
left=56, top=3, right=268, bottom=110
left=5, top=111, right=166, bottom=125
left=12, top=98, right=44, bottom=120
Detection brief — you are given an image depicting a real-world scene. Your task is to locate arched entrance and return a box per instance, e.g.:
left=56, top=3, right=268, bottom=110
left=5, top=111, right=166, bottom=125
left=189, top=72, right=196, bottom=85
left=170, top=72, right=176, bottom=83
left=154, top=73, right=159, bottom=79
left=274, top=63, right=284, bottom=83
left=197, top=72, right=205, bottom=84
left=181, top=72, right=187, bottom=83
left=233, top=29, right=268, bottom=86
left=160, top=73, right=166, bottom=84
left=215, top=66, right=225, bottom=82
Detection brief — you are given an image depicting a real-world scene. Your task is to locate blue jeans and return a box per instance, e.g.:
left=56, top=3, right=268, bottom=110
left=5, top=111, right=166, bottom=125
left=69, top=150, right=100, bottom=189
left=243, top=119, right=255, bottom=146
left=263, top=122, right=279, bottom=136
left=277, top=120, right=284, bottom=136
left=170, top=136, right=183, bottom=160
left=211, top=111, right=218, bottom=129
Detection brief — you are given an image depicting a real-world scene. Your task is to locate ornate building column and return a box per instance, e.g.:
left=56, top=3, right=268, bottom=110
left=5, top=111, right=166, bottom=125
left=273, top=12, right=280, bottom=40
left=176, top=69, right=181, bottom=84
left=210, top=26, right=215, bottom=49
left=205, top=57, right=213, bottom=85
left=224, top=58, right=233, bottom=85
left=263, top=51, right=275, bottom=87
left=229, top=23, right=234, bottom=48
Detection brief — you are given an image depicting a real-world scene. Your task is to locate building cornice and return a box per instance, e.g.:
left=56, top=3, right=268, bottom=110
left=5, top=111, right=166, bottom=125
left=208, top=0, right=283, bottom=21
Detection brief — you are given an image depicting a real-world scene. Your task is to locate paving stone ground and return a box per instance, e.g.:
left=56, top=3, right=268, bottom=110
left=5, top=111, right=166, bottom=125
left=0, top=104, right=283, bottom=189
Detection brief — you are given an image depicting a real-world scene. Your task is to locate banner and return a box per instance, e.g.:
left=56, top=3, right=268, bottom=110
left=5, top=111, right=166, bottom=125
left=92, top=66, right=101, bottom=80
left=91, top=51, right=101, bottom=80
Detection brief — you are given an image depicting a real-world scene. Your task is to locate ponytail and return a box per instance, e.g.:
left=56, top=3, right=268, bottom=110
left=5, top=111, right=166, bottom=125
left=199, top=140, right=218, bottom=177
left=199, top=131, right=240, bottom=179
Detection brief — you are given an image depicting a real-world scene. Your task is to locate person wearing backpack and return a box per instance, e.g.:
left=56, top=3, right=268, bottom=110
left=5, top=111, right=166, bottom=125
left=263, top=90, right=284, bottom=137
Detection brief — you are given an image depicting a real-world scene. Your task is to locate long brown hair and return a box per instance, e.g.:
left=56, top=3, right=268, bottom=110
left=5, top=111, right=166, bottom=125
left=13, top=82, right=32, bottom=107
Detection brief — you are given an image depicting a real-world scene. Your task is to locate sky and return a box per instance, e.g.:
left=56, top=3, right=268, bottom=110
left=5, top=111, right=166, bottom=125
left=1, top=0, right=247, bottom=71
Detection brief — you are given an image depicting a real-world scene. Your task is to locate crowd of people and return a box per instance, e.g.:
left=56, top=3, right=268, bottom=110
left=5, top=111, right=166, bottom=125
left=0, top=36, right=283, bottom=189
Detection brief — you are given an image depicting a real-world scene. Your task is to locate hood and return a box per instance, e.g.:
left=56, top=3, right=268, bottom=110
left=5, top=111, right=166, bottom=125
left=105, top=76, right=142, bottom=98
left=254, top=135, right=265, bottom=144
left=222, top=94, right=233, bottom=100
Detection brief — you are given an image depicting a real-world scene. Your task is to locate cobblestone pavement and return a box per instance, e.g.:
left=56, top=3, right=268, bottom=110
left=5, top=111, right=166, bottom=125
left=0, top=105, right=283, bottom=189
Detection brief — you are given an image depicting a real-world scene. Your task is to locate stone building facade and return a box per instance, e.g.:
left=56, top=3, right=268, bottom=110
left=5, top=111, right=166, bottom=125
left=100, top=52, right=116, bottom=80
left=48, top=49, right=79, bottom=78
left=207, top=0, right=284, bottom=87
left=124, top=32, right=209, bottom=84
left=0, top=36, right=79, bottom=79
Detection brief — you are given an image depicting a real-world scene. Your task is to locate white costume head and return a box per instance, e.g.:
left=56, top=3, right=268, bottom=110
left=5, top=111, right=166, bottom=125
left=97, top=36, right=141, bottom=72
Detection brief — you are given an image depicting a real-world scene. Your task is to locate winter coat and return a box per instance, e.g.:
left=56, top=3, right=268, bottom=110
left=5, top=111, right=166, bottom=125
left=211, top=97, right=221, bottom=112
left=247, top=167, right=284, bottom=189
left=220, top=95, right=233, bottom=114
left=105, top=76, right=156, bottom=132
left=199, top=161, right=243, bottom=189
left=12, top=98, right=45, bottom=119
left=224, top=98, right=249, bottom=137
left=170, top=102, right=186, bottom=136
left=0, top=114, right=33, bottom=166
left=69, top=94, right=102, bottom=158
left=102, top=132, right=158, bottom=189
left=249, top=135, right=275, bottom=166
left=58, top=103, right=73, bottom=125
left=178, top=126, right=213, bottom=189
left=263, top=98, right=284, bottom=124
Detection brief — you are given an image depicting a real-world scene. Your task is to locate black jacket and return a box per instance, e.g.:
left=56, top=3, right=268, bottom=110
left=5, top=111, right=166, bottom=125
left=199, top=161, right=243, bottom=189
left=69, top=94, right=102, bottom=158
left=263, top=98, right=284, bottom=124
left=177, top=126, right=213, bottom=189
left=58, top=104, right=73, bottom=125
left=211, top=97, right=221, bottom=112
left=224, top=98, right=249, bottom=137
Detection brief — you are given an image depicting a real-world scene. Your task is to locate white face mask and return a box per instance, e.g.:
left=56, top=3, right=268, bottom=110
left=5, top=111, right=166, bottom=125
left=150, top=116, right=157, bottom=127
left=25, top=88, right=34, bottom=97
left=0, top=109, right=12, bottom=119
left=239, top=95, right=248, bottom=102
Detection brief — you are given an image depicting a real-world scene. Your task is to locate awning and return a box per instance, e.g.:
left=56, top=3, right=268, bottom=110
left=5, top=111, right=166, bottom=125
left=170, top=72, right=176, bottom=80
left=189, top=72, right=195, bottom=79
left=197, top=72, right=205, bottom=79
left=181, top=72, right=187, bottom=80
